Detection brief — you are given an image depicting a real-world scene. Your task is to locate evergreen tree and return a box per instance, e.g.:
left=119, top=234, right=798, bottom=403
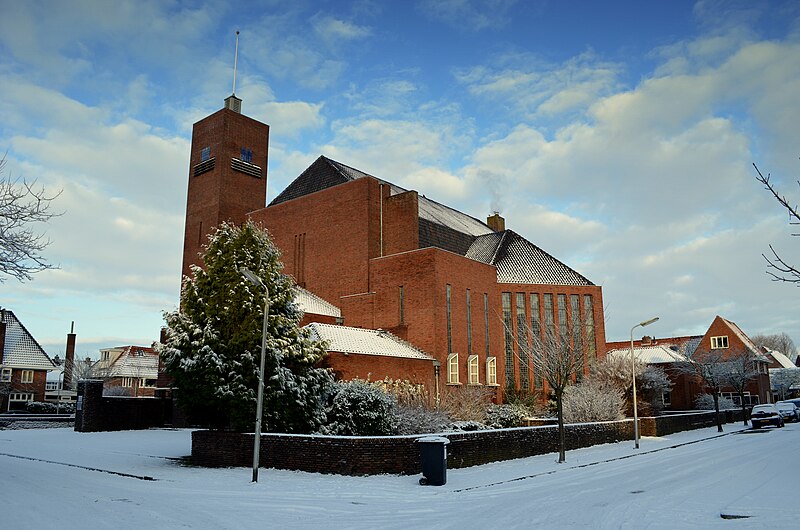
left=158, top=221, right=333, bottom=432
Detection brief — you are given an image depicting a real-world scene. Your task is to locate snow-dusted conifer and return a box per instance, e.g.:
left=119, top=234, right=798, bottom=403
left=158, top=221, right=333, bottom=432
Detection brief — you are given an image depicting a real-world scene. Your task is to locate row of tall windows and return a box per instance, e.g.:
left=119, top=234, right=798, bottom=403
left=502, top=292, right=597, bottom=390
left=446, top=285, right=497, bottom=387
left=447, top=353, right=498, bottom=386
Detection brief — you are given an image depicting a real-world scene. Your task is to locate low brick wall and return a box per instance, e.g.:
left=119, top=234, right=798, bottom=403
left=0, top=415, right=74, bottom=430
left=192, top=410, right=744, bottom=476
left=74, top=380, right=171, bottom=432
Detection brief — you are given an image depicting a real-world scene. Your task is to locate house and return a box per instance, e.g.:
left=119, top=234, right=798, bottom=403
left=0, top=309, right=56, bottom=411
left=94, top=345, right=159, bottom=397
left=179, top=96, right=607, bottom=403
left=763, top=348, right=800, bottom=400
left=606, top=316, right=772, bottom=410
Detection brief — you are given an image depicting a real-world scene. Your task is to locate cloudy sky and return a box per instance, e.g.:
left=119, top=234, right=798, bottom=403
left=2, top=0, right=799, bottom=359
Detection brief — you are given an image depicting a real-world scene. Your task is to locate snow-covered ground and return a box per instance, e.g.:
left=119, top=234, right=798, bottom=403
left=1, top=423, right=798, bottom=528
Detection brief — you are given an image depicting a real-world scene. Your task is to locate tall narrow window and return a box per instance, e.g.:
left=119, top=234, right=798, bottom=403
left=200, top=146, right=211, bottom=162
left=516, top=293, right=529, bottom=391
left=447, top=353, right=460, bottom=384
left=530, top=294, right=542, bottom=388
left=486, top=357, right=497, bottom=386
left=544, top=294, right=554, bottom=336
left=21, top=370, right=34, bottom=384
left=399, top=286, right=405, bottom=324
left=557, top=294, right=567, bottom=337
left=468, top=355, right=480, bottom=385
left=484, top=293, right=490, bottom=357
left=502, top=292, right=514, bottom=387
left=240, top=147, right=253, bottom=163
left=584, top=295, right=596, bottom=365
left=446, top=284, right=453, bottom=353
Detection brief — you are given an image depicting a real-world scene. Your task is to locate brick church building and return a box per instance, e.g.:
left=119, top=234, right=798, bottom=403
left=181, top=95, right=607, bottom=403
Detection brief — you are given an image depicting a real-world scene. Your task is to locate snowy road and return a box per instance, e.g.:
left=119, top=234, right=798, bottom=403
left=1, top=423, right=798, bottom=528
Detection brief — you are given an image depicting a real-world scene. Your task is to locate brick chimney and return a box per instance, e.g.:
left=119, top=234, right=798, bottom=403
left=487, top=212, right=505, bottom=232
left=641, top=336, right=653, bottom=346
left=63, top=321, right=76, bottom=389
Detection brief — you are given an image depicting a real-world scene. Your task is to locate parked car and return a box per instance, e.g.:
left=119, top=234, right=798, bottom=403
left=775, top=401, right=799, bottom=422
left=750, top=404, right=785, bottom=429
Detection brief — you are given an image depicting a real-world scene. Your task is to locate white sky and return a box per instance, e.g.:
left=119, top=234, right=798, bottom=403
left=1, top=424, right=798, bottom=527
left=1, top=0, right=800, bottom=358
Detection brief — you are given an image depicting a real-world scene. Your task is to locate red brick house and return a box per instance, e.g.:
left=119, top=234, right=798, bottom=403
left=180, top=97, right=607, bottom=403
left=606, top=316, right=771, bottom=410
left=0, top=309, right=56, bottom=410
left=95, top=345, right=159, bottom=397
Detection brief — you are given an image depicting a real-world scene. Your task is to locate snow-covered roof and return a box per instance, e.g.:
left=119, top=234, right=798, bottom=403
left=766, top=349, right=795, bottom=368
left=306, top=323, right=434, bottom=361
left=98, top=346, right=158, bottom=378
left=294, top=287, right=341, bottom=318
left=0, top=309, right=55, bottom=370
left=606, top=344, right=690, bottom=364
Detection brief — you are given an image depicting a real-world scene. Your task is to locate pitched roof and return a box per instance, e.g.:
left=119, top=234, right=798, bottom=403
left=295, top=286, right=341, bottom=318
left=0, top=309, right=55, bottom=370
left=466, top=230, right=593, bottom=286
left=269, top=156, right=594, bottom=285
left=98, top=346, right=158, bottom=378
left=765, top=349, right=796, bottom=369
left=306, top=323, right=434, bottom=361
left=607, top=344, right=690, bottom=364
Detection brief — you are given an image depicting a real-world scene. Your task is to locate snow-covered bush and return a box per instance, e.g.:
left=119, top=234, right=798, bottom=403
left=447, top=420, right=487, bottom=431
left=562, top=379, right=625, bottom=423
left=694, top=394, right=736, bottom=411
left=25, top=401, right=75, bottom=414
left=320, top=380, right=399, bottom=436
left=439, top=386, right=494, bottom=422
left=484, top=404, right=527, bottom=428
left=395, top=405, right=452, bottom=435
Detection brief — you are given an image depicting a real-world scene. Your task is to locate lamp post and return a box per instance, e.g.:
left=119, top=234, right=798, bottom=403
left=630, top=316, right=659, bottom=449
left=240, top=267, right=269, bottom=483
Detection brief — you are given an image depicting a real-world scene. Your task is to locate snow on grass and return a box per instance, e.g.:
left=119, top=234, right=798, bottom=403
left=1, top=423, right=798, bottom=528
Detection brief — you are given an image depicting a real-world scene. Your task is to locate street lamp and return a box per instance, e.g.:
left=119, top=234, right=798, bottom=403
left=630, top=316, right=659, bottom=449
left=240, top=267, right=269, bottom=483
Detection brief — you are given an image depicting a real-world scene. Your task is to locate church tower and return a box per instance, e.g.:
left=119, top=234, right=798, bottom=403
left=180, top=95, right=270, bottom=279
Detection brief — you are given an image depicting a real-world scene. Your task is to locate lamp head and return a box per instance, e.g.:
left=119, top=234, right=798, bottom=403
left=640, top=316, right=659, bottom=327
left=239, top=267, right=264, bottom=288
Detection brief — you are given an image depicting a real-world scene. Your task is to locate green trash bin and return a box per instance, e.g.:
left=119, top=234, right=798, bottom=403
left=417, top=436, right=449, bottom=486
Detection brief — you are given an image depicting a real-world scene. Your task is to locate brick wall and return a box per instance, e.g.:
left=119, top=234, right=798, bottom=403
left=74, top=379, right=171, bottom=432
left=191, top=411, right=742, bottom=476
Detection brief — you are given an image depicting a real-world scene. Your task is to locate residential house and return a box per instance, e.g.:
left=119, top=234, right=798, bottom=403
left=95, top=346, right=159, bottom=397
left=0, top=309, right=56, bottom=411
left=606, top=316, right=772, bottom=410
left=763, top=348, right=800, bottom=400
left=179, top=96, right=607, bottom=403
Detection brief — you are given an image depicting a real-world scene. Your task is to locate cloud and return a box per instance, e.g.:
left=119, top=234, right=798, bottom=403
left=311, top=14, right=372, bottom=46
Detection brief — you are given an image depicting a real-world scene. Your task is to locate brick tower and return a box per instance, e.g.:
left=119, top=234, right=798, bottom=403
left=181, top=95, right=270, bottom=280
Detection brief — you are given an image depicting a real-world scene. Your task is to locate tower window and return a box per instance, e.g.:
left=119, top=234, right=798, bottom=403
left=240, top=147, right=253, bottom=163
left=201, top=147, right=211, bottom=162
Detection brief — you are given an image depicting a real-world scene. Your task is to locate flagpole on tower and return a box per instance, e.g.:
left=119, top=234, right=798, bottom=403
left=232, top=30, right=240, bottom=95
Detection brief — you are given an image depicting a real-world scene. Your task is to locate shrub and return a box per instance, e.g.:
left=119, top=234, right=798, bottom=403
left=439, top=386, right=494, bottom=422
left=319, top=380, right=399, bottom=436
left=695, top=394, right=737, bottom=411
left=562, top=379, right=625, bottom=423
left=447, top=420, right=487, bottom=431
left=395, top=405, right=452, bottom=435
left=484, top=404, right=527, bottom=428
left=25, top=401, right=75, bottom=414
left=371, top=377, right=429, bottom=408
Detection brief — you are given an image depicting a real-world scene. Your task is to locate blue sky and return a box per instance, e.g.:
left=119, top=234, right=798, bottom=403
left=2, top=0, right=800, bottom=359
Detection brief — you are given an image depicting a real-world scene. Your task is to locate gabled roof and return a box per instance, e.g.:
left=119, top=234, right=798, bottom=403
left=606, top=344, right=690, bottom=364
left=270, top=156, right=594, bottom=286
left=0, top=309, right=55, bottom=370
left=295, top=286, right=341, bottom=318
left=466, top=230, right=593, bottom=286
left=718, top=316, right=760, bottom=354
left=306, top=323, right=434, bottom=361
left=765, top=349, right=796, bottom=369
left=98, top=346, right=158, bottom=378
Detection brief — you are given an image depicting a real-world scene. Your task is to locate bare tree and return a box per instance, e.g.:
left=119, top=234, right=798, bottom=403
left=676, top=347, right=729, bottom=432
left=0, top=155, right=61, bottom=282
left=751, top=332, right=798, bottom=362
left=754, top=162, right=800, bottom=284
left=722, top=348, right=762, bottom=426
left=771, top=369, right=800, bottom=401
left=591, top=355, right=672, bottom=416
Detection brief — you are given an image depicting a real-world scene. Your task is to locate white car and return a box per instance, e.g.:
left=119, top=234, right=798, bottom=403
left=775, top=401, right=799, bottom=422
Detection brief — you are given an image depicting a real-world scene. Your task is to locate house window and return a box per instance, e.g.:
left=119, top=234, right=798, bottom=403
left=468, top=355, right=480, bottom=385
left=9, top=393, right=33, bottom=402
left=201, top=146, right=211, bottom=162
left=21, top=370, right=34, bottom=384
left=446, top=284, right=453, bottom=353
left=121, top=377, right=134, bottom=388
left=140, top=378, right=156, bottom=388
left=711, top=336, right=729, bottom=349
left=447, top=353, right=460, bottom=384
left=1, top=368, right=11, bottom=382
left=240, top=147, right=253, bottom=163
left=46, top=381, right=58, bottom=391
left=486, top=357, right=498, bottom=386
left=101, top=351, right=110, bottom=361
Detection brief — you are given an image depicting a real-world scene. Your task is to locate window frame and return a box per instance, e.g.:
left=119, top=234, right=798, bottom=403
left=467, top=354, right=480, bottom=385
left=710, top=335, right=729, bottom=349
left=21, top=370, right=34, bottom=384
left=447, top=353, right=460, bottom=385
left=486, top=357, right=498, bottom=386
left=0, top=368, right=11, bottom=382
